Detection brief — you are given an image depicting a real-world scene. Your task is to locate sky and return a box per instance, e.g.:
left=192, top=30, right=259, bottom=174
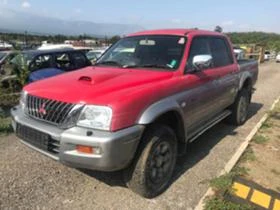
left=1, top=0, right=280, bottom=33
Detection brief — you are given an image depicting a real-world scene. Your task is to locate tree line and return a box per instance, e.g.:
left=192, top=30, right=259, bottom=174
left=226, top=32, right=280, bottom=52
left=0, top=32, right=121, bottom=45
left=2, top=31, right=280, bottom=52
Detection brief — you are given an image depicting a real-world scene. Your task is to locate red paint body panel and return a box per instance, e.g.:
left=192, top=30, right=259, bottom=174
left=23, top=29, right=239, bottom=131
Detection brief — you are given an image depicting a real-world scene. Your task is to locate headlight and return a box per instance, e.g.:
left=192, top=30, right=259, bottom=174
left=77, top=105, right=112, bottom=130
left=20, top=90, right=27, bottom=109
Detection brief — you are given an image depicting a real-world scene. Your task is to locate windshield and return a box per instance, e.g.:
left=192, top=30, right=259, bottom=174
left=0, top=52, right=7, bottom=60
left=10, top=53, right=34, bottom=66
left=87, top=51, right=101, bottom=60
left=97, top=35, right=186, bottom=70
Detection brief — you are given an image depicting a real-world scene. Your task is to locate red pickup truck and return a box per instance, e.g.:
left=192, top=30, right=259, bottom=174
left=11, top=29, right=258, bottom=198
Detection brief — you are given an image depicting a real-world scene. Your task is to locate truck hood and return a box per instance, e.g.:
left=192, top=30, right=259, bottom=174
left=24, top=66, right=174, bottom=104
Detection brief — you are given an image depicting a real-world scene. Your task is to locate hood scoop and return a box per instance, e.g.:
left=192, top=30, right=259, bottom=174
left=78, top=76, right=92, bottom=83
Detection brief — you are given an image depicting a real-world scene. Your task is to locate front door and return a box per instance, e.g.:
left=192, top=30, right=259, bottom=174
left=179, top=36, right=222, bottom=135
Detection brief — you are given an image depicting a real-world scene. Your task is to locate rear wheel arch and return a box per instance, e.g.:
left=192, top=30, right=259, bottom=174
left=240, top=77, right=253, bottom=102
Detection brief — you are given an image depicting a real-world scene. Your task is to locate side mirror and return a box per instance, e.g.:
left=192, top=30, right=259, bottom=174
left=192, top=55, right=213, bottom=71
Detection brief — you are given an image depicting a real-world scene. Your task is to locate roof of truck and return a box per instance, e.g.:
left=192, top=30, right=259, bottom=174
left=127, top=28, right=223, bottom=37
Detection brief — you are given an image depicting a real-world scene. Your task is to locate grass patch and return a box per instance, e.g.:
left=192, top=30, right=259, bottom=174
left=204, top=198, right=254, bottom=210
left=260, top=120, right=273, bottom=130
left=240, top=147, right=256, bottom=162
left=206, top=167, right=253, bottom=209
left=210, top=167, right=249, bottom=196
left=0, top=117, right=13, bottom=136
left=252, top=134, right=269, bottom=144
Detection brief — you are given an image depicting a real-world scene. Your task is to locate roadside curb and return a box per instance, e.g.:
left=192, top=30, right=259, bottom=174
left=194, top=96, right=280, bottom=210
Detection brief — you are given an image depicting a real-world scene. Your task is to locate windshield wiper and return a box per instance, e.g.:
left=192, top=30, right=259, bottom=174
left=139, top=64, right=173, bottom=69
left=122, top=64, right=173, bottom=69
left=95, top=61, right=122, bottom=67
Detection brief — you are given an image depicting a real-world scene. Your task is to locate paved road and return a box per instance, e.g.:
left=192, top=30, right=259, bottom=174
left=1, top=62, right=280, bottom=210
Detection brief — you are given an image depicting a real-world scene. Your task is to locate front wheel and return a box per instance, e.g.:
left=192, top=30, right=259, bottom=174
left=227, top=89, right=250, bottom=125
left=123, top=124, right=177, bottom=198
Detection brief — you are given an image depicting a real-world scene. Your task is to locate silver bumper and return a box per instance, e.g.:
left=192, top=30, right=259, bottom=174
left=11, top=106, right=144, bottom=171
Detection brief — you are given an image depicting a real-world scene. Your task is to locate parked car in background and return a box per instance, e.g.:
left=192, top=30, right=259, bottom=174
left=0, top=41, right=13, bottom=50
left=10, top=48, right=91, bottom=82
left=12, top=29, right=258, bottom=198
left=86, top=49, right=106, bottom=63
left=264, top=51, right=271, bottom=61
left=233, top=47, right=245, bottom=60
left=0, top=51, right=18, bottom=74
left=276, top=53, right=280, bottom=62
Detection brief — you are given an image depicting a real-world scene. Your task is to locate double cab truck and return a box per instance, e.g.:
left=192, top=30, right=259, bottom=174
left=11, top=29, right=258, bottom=198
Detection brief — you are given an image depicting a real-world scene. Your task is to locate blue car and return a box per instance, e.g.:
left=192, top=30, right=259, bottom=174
left=10, top=48, right=91, bottom=83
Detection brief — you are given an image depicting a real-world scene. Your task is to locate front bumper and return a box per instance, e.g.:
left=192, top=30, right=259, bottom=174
left=11, top=106, right=144, bottom=171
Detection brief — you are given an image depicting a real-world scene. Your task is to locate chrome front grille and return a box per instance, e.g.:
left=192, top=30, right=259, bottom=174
left=26, top=94, right=76, bottom=125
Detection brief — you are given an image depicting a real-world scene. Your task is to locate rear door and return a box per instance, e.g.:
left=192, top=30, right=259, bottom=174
left=54, top=52, right=75, bottom=71
left=208, top=37, right=239, bottom=109
left=29, top=54, right=52, bottom=71
left=70, top=51, right=91, bottom=69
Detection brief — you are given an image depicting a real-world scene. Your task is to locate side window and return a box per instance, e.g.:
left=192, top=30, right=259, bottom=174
left=71, top=52, right=88, bottom=69
left=54, top=53, right=73, bottom=71
left=30, top=54, right=52, bottom=71
left=187, top=37, right=211, bottom=70
left=209, top=38, right=233, bottom=67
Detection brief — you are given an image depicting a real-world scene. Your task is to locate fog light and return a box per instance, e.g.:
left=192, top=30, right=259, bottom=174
left=76, top=145, right=101, bottom=155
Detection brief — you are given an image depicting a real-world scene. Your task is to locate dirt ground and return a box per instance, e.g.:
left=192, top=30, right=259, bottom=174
left=240, top=102, right=280, bottom=192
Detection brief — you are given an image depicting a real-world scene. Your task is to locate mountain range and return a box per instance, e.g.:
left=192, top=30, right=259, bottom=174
left=0, top=8, right=143, bottom=37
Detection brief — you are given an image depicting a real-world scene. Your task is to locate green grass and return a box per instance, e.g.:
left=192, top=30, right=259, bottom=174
left=252, top=134, right=269, bottom=144
left=260, top=120, right=273, bottom=130
left=204, top=198, right=254, bottom=210
left=209, top=167, right=249, bottom=196
left=206, top=167, right=253, bottom=210
left=240, top=147, right=256, bottom=162
left=0, top=117, right=13, bottom=136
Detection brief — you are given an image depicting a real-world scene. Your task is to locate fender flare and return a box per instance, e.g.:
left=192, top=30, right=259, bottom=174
left=239, top=71, right=252, bottom=90
left=137, top=98, right=187, bottom=141
left=138, top=98, right=184, bottom=124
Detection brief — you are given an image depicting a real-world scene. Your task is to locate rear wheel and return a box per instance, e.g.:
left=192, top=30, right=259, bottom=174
left=123, top=124, right=177, bottom=198
left=227, top=89, right=250, bottom=125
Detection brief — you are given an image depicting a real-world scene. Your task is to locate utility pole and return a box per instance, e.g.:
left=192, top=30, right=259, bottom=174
left=24, top=30, right=28, bottom=46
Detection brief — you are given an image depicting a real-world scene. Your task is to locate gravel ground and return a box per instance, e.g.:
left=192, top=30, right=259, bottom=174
left=1, top=62, right=280, bottom=210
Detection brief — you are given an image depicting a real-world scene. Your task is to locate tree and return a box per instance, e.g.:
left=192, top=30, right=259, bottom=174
left=109, top=35, right=121, bottom=44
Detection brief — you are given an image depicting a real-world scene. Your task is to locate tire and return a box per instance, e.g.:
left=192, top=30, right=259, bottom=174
left=227, top=89, right=250, bottom=125
left=123, top=124, right=177, bottom=198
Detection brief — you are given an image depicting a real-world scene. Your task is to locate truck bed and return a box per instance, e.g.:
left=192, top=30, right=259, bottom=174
left=238, top=59, right=259, bottom=87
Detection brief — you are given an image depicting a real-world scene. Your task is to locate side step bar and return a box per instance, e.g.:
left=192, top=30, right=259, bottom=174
left=188, top=110, right=232, bottom=143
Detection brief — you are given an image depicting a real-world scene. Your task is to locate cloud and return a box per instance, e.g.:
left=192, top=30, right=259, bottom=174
left=21, top=1, right=31, bottom=9
left=171, top=19, right=182, bottom=24
left=74, top=8, right=82, bottom=14
left=0, top=0, right=7, bottom=5
left=221, top=20, right=234, bottom=26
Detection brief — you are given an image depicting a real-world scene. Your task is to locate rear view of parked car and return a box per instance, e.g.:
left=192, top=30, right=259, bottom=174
left=264, top=51, right=271, bottom=61
left=276, top=53, right=280, bottom=62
